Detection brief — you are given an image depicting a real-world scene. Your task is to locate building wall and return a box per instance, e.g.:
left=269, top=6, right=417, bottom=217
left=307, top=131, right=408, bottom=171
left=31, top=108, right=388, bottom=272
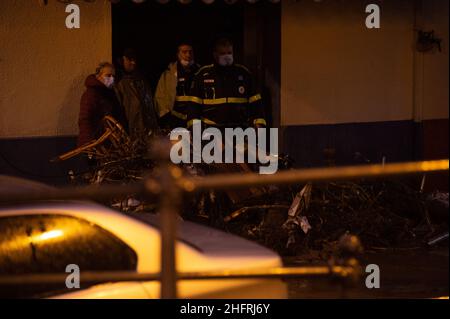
left=280, top=0, right=448, bottom=185
left=0, top=1, right=447, bottom=189
left=0, top=0, right=112, bottom=138
left=0, top=0, right=111, bottom=184
left=415, top=0, right=449, bottom=121
left=281, top=0, right=415, bottom=126
left=415, top=0, right=449, bottom=190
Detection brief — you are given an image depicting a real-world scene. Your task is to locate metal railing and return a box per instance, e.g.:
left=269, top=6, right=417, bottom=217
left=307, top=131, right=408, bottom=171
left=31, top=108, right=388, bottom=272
left=0, top=149, right=448, bottom=298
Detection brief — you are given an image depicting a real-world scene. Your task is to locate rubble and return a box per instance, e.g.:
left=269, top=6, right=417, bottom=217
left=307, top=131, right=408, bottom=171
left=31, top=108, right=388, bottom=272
left=282, top=183, right=313, bottom=248
left=56, top=118, right=448, bottom=257
left=225, top=179, right=448, bottom=256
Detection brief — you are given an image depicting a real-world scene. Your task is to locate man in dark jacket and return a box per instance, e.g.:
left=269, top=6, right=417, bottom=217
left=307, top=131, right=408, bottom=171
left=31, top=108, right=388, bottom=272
left=77, top=62, right=127, bottom=146
left=115, top=49, right=159, bottom=138
left=154, top=42, right=200, bottom=129
left=186, top=38, right=266, bottom=129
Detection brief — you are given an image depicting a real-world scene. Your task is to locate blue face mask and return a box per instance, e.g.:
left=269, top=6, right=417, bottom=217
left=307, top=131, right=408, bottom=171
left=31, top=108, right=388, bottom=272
left=218, top=54, right=234, bottom=67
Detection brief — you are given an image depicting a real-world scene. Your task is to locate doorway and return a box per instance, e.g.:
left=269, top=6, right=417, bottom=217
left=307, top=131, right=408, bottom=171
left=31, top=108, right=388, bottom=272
left=112, top=0, right=281, bottom=127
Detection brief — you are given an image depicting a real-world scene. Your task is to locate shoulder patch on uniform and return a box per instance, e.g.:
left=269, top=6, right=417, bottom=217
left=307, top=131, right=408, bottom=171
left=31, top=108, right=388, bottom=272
left=195, top=64, right=214, bottom=76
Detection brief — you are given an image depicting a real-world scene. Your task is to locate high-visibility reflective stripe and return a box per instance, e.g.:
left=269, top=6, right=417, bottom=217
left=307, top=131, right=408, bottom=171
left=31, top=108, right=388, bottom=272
left=203, top=98, right=227, bottom=105
left=249, top=94, right=262, bottom=103
left=175, top=96, right=193, bottom=103
left=187, top=97, right=252, bottom=106
left=203, top=97, right=249, bottom=105
left=183, top=96, right=203, bottom=104
left=171, top=110, right=187, bottom=120
left=227, top=97, right=249, bottom=104
left=253, top=118, right=267, bottom=126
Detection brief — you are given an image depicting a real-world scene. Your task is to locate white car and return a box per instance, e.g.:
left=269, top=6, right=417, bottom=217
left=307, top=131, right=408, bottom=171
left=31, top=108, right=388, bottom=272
left=0, top=176, right=287, bottom=299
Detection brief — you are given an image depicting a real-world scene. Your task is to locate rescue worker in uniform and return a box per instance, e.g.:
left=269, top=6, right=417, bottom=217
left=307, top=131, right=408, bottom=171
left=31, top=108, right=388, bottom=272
left=186, top=37, right=266, bottom=130
left=184, top=38, right=268, bottom=225
left=154, top=41, right=200, bottom=129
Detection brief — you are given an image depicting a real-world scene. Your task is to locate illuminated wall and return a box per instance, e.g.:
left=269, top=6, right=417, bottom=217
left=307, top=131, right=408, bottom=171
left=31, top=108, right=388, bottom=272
left=0, top=0, right=112, bottom=138
left=415, top=0, right=449, bottom=121
left=281, top=0, right=448, bottom=126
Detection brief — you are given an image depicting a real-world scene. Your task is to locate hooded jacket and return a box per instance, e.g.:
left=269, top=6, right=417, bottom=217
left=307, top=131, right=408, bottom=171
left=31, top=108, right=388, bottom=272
left=77, top=74, right=127, bottom=146
left=114, top=71, right=159, bottom=137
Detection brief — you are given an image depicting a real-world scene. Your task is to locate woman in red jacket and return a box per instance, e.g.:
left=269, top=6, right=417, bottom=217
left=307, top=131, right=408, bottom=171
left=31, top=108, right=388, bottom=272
left=77, top=62, right=127, bottom=146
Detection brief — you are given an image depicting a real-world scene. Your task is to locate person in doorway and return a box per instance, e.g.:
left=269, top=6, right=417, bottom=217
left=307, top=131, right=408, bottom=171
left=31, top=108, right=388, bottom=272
left=154, top=41, right=201, bottom=129
left=183, top=37, right=268, bottom=224
left=114, top=48, right=159, bottom=138
left=185, top=37, right=266, bottom=129
left=77, top=62, right=127, bottom=147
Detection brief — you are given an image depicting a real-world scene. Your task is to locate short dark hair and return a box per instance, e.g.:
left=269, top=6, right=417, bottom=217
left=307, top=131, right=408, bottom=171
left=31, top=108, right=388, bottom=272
left=123, top=48, right=137, bottom=61
left=177, top=41, right=193, bottom=52
left=214, top=37, right=233, bottom=51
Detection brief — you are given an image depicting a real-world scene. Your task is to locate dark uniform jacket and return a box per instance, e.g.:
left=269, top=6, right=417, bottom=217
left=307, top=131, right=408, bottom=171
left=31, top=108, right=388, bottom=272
left=186, top=63, right=266, bottom=128
left=155, top=62, right=200, bottom=129
left=171, top=62, right=200, bottom=125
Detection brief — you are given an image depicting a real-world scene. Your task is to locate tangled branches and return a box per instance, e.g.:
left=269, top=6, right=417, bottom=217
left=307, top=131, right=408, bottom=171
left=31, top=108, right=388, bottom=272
left=226, top=179, right=445, bottom=255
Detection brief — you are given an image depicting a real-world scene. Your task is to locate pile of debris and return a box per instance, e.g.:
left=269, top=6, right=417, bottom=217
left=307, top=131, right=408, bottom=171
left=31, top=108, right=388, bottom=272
left=224, top=180, right=449, bottom=256
left=56, top=117, right=448, bottom=257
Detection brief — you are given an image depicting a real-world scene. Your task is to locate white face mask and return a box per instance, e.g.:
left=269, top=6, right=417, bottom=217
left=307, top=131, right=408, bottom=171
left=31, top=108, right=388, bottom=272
left=102, top=76, right=114, bottom=88
left=218, top=54, right=233, bottom=67
left=180, top=59, right=194, bottom=67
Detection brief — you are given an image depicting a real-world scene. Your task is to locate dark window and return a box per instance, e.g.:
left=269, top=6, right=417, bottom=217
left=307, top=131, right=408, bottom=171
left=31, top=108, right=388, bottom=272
left=0, top=214, right=138, bottom=298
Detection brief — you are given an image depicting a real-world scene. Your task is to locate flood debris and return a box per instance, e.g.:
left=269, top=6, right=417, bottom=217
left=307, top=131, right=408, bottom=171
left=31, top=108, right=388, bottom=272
left=282, top=183, right=313, bottom=248
left=225, top=179, right=448, bottom=256
left=428, top=232, right=449, bottom=246
left=56, top=119, right=448, bottom=256
left=57, top=116, right=155, bottom=186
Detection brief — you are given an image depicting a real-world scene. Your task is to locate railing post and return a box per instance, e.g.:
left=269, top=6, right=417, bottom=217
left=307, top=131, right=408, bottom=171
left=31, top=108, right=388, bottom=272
left=149, top=139, right=183, bottom=299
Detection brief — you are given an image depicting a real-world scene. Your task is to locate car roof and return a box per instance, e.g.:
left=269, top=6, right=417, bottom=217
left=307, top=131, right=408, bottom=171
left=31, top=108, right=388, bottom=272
left=0, top=179, right=282, bottom=270
left=0, top=175, right=55, bottom=192
left=0, top=201, right=280, bottom=267
left=0, top=176, right=278, bottom=258
left=128, top=212, right=279, bottom=258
